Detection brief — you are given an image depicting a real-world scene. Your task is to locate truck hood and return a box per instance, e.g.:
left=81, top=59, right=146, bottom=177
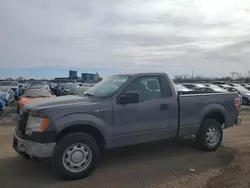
left=25, top=95, right=97, bottom=109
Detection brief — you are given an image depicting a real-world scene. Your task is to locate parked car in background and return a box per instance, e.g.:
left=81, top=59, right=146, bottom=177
left=28, top=81, right=47, bottom=87
left=59, top=83, right=82, bottom=95
left=216, top=84, right=232, bottom=89
left=13, top=72, right=241, bottom=180
left=182, top=83, right=206, bottom=90
left=240, top=83, right=250, bottom=90
left=17, top=89, right=55, bottom=113
left=0, top=88, right=15, bottom=105
left=215, top=85, right=243, bottom=104
left=49, top=83, right=60, bottom=96
left=0, top=81, right=20, bottom=100
left=230, top=85, right=250, bottom=105
left=197, top=86, right=228, bottom=93
left=175, top=84, right=192, bottom=93
left=18, top=84, right=25, bottom=95
left=74, top=86, right=91, bottom=96
left=0, top=92, right=6, bottom=111
left=28, top=84, right=51, bottom=92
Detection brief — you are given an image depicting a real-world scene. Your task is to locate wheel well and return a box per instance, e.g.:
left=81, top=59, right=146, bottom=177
left=242, top=97, right=249, bottom=101
left=204, top=111, right=225, bottom=125
left=55, top=125, right=105, bottom=148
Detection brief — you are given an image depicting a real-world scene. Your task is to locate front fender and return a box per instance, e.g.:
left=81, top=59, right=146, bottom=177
left=53, top=113, right=112, bottom=137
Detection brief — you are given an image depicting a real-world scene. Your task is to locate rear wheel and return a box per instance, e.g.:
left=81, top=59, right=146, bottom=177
left=52, top=133, right=100, bottom=180
left=196, top=119, right=223, bottom=151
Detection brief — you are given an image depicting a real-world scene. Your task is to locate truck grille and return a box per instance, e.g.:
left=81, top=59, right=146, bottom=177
left=18, top=109, right=30, bottom=134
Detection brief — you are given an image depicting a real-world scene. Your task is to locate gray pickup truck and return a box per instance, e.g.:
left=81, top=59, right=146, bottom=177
left=13, top=73, right=241, bottom=180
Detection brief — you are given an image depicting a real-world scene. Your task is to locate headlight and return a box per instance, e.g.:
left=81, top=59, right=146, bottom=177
left=25, top=116, right=50, bottom=135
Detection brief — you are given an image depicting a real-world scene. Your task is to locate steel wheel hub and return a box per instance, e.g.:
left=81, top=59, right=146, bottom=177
left=206, top=127, right=220, bottom=147
left=62, top=143, right=92, bottom=173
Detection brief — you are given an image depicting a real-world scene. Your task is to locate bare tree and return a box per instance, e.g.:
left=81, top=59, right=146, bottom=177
left=230, top=72, right=241, bottom=80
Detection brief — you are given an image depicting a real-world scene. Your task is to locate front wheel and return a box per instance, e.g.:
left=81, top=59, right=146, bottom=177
left=52, top=133, right=100, bottom=180
left=196, top=119, right=223, bottom=151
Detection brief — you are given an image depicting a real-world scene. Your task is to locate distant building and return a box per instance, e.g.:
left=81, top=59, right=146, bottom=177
left=54, top=77, right=69, bottom=83
left=81, top=72, right=99, bottom=83
left=69, top=70, right=78, bottom=80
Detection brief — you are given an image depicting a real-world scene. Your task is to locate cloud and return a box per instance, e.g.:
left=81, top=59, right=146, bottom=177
left=1, top=0, right=250, bottom=77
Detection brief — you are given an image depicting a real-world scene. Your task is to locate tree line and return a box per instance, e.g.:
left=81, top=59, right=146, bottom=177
left=174, top=71, right=250, bottom=83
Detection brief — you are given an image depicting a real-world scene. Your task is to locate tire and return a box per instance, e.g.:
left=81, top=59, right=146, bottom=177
left=16, top=105, right=20, bottom=114
left=242, top=97, right=249, bottom=105
left=195, top=119, right=223, bottom=151
left=52, top=133, right=100, bottom=180
left=17, top=151, right=30, bottom=159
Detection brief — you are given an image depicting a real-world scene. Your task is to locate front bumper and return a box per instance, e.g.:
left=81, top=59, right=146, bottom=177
left=13, top=133, right=56, bottom=158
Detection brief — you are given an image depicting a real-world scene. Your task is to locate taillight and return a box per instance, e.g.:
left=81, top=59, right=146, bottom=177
left=235, top=98, right=241, bottom=111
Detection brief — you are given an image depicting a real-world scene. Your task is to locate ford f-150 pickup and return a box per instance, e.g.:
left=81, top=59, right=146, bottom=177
left=13, top=73, right=241, bottom=180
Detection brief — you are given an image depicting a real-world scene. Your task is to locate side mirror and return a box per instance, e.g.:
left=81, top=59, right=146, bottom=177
left=119, top=92, right=139, bottom=105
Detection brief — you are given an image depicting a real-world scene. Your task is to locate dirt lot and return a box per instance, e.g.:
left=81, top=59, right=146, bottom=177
left=0, top=111, right=249, bottom=188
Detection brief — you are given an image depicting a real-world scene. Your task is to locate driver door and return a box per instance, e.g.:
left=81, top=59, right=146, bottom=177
left=113, top=76, right=176, bottom=147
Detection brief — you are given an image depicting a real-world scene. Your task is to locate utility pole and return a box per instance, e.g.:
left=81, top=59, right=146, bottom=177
left=245, top=62, right=247, bottom=79
left=192, top=70, right=194, bottom=80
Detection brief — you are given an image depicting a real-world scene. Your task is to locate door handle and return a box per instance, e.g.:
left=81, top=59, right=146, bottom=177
left=160, top=104, right=168, bottom=110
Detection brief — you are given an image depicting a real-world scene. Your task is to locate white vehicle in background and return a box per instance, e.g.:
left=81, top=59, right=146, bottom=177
left=231, top=86, right=250, bottom=105
left=74, top=86, right=91, bottom=96
left=175, top=84, right=192, bottom=92
left=59, top=83, right=93, bottom=96
left=214, top=84, right=243, bottom=104
left=182, top=83, right=206, bottom=91
left=197, top=86, right=229, bottom=93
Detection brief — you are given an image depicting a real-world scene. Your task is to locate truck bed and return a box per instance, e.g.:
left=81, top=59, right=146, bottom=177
left=177, top=92, right=239, bottom=136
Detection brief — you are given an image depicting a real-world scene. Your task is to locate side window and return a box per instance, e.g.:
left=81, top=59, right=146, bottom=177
left=124, top=76, right=163, bottom=102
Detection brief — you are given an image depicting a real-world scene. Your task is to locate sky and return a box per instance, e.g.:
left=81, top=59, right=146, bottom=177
left=1, top=0, right=250, bottom=79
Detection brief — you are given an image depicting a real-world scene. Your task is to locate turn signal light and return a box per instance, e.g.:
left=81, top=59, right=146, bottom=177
left=40, top=118, right=50, bottom=132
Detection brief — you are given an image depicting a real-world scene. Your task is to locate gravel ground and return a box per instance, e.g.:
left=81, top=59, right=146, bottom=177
left=0, top=111, right=249, bottom=188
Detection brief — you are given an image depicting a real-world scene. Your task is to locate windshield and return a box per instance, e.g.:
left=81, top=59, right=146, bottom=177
left=0, top=81, right=18, bottom=86
left=235, top=86, right=250, bottom=93
left=84, top=75, right=129, bottom=97
left=22, top=89, right=52, bottom=98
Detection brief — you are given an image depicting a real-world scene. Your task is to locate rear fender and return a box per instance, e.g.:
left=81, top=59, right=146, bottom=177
left=199, top=103, right=226, bottom=125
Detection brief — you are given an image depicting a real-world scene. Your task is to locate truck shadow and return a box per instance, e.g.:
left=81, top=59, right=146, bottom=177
left=0, top=138, right=236, bottom=188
